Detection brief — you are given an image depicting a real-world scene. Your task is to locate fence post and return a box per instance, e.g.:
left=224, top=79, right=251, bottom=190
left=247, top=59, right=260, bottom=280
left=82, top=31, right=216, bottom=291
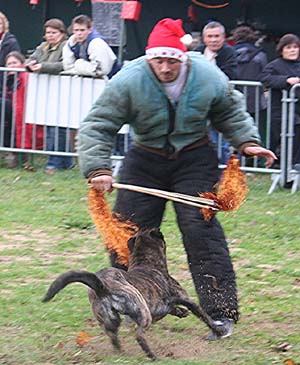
left=287, top=84, right=300, bottom=193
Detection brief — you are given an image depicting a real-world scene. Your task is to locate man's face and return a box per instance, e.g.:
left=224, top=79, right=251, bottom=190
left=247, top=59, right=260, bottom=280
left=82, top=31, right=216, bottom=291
left=148, top=58, right=182, bottom=83
left=72, top=23, right=91, bottom=43
left=202, top=27, right=225, bottom=52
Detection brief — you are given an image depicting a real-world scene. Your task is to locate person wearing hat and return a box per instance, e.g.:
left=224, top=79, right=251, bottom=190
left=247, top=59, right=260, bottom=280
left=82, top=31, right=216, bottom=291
left=78, top=18, right=276, bottom=340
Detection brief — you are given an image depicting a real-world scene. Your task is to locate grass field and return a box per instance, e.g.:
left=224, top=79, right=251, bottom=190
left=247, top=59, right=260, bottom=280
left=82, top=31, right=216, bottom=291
left=1, top=159, right=300, bottom=365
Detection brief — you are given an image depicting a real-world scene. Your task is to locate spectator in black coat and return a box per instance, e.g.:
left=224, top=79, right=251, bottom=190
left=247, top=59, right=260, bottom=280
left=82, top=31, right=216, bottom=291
left=261, top=34, right=300, bottom=169
left=0, top=12, right=21, bottom=85
left=233, top=26, right=268, bottom=148
left=194, top=21, right=237, bottom=165
left=0, top=11, right=21, bottom=159
left=194, top=21, right=237, bottom=80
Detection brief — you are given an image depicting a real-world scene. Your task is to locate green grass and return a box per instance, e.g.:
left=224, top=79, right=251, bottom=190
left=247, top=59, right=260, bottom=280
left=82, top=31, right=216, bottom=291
left=1, top=158, right=300, bottom=365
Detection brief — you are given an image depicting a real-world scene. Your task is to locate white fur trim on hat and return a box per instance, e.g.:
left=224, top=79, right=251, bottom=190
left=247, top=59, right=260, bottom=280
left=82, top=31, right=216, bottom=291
left=180, top=34, right=193, bottom=46
left=145, top=47, right=187, bottom=61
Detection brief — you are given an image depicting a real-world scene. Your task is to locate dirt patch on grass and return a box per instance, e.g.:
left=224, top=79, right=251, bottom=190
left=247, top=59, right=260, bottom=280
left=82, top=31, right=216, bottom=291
left=0, top=225, right=101, bottom=266
left=42, top=324, right=213, bottom=362
left=1, top=227, right=99, bottom=246
left=0, top=255, right=33, bottom=263
left=36, top=318, right=300, bottom=363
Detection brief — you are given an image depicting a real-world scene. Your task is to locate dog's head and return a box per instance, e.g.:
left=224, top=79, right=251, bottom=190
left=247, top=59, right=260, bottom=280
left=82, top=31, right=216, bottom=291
left=127, top=227, right=168, bottom=271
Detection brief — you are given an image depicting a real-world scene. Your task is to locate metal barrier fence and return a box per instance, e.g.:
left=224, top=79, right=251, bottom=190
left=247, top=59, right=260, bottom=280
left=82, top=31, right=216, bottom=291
left=282, top=84, right=300, bottom=193
left=0, top=67, right=130, bottom=174
left=0, top=67, right=298, bottom=193
left=0, top=67, right=106, bottom=157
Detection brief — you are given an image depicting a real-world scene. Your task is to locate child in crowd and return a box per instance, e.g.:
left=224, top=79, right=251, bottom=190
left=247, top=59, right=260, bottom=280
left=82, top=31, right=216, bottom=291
left=5, top=51, right=44, bottom=166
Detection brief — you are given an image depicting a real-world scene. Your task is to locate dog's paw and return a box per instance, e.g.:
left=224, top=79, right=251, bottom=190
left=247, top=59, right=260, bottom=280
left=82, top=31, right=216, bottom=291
left=170, top=306, right=189, bottom=318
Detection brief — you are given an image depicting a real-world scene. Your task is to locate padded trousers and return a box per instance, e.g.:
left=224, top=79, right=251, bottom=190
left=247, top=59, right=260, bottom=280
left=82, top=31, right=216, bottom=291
left=112, top=143, right=239, bottom=321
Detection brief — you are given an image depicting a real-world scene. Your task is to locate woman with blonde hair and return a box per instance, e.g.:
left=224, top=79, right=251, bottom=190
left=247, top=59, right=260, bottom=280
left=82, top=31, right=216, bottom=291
left=0, top=12, right=21, bottom=69
left=0, top=12, right=21, bottom=167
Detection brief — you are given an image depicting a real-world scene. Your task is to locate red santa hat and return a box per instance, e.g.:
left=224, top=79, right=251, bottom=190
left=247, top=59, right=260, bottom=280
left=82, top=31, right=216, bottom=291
left=145, top=18, right=193, bottom=62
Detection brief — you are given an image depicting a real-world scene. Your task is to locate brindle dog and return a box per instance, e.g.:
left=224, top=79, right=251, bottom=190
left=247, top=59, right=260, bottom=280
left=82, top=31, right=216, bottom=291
left=42, top=228, right=226, bottom=360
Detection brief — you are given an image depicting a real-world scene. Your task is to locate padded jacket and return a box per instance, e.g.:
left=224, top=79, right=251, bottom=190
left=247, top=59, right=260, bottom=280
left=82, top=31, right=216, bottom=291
left=78, top=52, right=260, bottom=177
left=234, top=42, right=268, bottom=113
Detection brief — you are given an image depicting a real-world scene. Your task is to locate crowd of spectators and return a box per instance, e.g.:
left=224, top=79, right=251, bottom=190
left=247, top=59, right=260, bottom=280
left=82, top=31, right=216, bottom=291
left=0, top=13, right=119, bottom=172
left=192, top=21, right=300, bottom=171
left=1, top=11, right=300, bottom=173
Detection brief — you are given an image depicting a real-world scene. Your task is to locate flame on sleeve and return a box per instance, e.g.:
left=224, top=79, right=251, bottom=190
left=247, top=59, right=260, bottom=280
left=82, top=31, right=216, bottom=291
left=200, top=155, right=248, bottom=221
left=88, top=187, right=138, bottom=265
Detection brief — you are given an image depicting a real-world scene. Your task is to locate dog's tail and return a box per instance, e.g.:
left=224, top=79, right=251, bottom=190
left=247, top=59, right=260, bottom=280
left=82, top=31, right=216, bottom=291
left=42, top=270, right=109, bottom=302
left=169, top=297, right=227, bottom=336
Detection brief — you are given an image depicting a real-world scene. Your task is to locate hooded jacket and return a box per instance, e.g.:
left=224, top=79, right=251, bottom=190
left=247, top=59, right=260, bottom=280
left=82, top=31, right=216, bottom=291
left=234, top=42, right=268, bottom=113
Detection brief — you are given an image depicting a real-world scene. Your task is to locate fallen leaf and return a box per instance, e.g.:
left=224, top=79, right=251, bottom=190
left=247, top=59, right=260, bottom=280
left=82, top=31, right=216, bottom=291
left=76, top=330, right=93, bottom=347
left=284, top=359, right=299, bottom=365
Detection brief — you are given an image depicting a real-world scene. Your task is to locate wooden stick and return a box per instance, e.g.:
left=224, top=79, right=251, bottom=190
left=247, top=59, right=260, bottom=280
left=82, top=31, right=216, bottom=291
left=161, top=190, right=216, bottom=205
left=112, top=183, right=219, bottom=211
left=112, top=183, right=217, bottom=205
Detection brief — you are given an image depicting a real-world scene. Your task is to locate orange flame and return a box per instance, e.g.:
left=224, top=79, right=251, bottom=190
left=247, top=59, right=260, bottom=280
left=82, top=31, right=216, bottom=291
left=200, top=155, right=248, bottom=221
left=88, top=188, right=138, bottom=265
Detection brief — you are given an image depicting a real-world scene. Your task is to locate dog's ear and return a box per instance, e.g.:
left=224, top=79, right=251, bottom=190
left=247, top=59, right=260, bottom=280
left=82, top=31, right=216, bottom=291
left=127, top=235, right=136, bottom=253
